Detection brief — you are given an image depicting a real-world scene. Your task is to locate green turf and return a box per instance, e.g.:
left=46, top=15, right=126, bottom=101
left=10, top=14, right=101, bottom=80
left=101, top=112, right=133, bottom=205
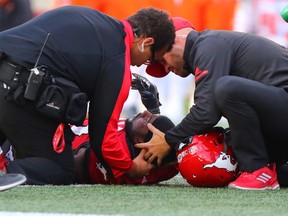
left=1, top=175, right=288, bottom=216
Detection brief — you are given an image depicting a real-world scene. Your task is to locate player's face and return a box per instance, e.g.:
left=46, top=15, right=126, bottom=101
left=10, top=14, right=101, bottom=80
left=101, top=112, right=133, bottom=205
left=126, top=110, right=158, bottom=140
left=162, top=52, right=189, bottom=77
left=131, top=37, right=170, bottom=67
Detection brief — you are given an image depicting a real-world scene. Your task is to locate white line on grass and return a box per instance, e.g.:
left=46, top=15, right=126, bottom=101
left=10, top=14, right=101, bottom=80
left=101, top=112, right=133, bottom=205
left=0, top=212, right=125, bottom=216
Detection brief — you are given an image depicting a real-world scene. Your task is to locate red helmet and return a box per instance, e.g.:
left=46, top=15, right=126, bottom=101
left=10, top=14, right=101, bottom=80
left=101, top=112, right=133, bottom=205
left=176, top=128, right=238, bottom=187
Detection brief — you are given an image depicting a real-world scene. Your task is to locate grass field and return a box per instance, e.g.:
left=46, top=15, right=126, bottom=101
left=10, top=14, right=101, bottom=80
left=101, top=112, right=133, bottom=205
left=1, top=174, right=288, bottom=216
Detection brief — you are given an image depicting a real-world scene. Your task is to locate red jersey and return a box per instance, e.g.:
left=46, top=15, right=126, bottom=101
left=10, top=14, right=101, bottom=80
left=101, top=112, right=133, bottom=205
left=71, top=119, right=179, bottom=185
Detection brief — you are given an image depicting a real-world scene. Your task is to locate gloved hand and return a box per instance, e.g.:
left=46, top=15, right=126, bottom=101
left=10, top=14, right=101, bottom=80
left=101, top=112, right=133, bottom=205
left=131, top=73, right=161, bottom=114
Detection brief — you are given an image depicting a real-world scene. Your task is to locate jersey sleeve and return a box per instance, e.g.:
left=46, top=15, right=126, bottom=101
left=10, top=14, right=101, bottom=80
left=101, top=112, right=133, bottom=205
left=87, top=20, right=135, bottom=178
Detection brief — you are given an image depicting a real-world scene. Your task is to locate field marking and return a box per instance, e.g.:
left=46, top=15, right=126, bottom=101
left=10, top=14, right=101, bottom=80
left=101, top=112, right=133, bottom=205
left=0, top=212, right=124, bottom=216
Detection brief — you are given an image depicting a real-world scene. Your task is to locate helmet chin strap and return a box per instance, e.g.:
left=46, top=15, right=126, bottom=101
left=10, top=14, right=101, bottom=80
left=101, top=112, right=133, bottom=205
left=177, top=136, right=193, bottom=151
left=212, top=126, right=230, bottom=153
left=223, top=128, right=232, bottom=154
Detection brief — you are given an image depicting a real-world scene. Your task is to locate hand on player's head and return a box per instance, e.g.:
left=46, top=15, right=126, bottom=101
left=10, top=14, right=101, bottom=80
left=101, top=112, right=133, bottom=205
left=126, top=111, right=176, bottom=166
left=125, top=110, right=158, bottom=144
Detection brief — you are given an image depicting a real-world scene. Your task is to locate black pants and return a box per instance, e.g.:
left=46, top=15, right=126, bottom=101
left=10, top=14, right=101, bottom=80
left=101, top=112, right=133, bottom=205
left=277, top=162, right=288, bottom=187
left=0, top=88, right=75, bottom=185
left=215, top=76, right=288, bottom=172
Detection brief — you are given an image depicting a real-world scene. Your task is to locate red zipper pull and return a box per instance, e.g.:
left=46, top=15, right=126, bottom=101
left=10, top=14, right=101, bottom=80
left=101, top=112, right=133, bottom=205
left=53, top=123, right=65, bottom=153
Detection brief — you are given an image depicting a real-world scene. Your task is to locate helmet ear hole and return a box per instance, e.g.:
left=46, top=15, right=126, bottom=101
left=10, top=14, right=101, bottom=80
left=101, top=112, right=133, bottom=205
left=176, top=128, right=239, bottom=187
left=216, top=137, right=223, bottom=145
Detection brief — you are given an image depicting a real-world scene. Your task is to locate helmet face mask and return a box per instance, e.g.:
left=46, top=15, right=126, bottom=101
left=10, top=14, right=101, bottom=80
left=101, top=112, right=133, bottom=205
left=177, top=129, right=238, bottom=187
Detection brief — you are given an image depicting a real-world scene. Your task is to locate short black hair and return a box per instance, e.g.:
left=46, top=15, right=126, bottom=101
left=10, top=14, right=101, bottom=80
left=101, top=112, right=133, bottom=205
left=126, top=7, right=175, bottom=52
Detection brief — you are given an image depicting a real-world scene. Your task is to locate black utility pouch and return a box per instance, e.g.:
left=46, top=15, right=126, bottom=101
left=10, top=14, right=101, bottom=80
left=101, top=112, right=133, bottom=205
left=65, top=92, right=88, bottom=125
left=36, top=77, right=88, bottom=126
left=36, top=85, right=67, bottom=121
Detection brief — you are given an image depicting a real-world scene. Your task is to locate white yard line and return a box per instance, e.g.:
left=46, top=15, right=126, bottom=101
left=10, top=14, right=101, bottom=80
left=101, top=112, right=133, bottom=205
left=0, top=212, right=124, bottom=216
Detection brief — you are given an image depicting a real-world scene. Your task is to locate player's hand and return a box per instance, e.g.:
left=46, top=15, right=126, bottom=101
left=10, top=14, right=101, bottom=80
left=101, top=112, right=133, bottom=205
left=134, top=123, right=172, bottom=166
left=131, top=73, right=161, bottom=114
left=126, top=149, right=154, bottom=178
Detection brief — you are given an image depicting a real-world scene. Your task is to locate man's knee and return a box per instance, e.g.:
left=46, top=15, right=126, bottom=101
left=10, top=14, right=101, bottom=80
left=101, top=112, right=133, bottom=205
left=214, top=76, right=245, bottom=108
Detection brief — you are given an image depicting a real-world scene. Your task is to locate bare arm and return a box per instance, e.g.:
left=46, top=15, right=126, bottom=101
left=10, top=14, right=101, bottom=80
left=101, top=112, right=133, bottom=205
left=126, top=149, right=154, bottom=178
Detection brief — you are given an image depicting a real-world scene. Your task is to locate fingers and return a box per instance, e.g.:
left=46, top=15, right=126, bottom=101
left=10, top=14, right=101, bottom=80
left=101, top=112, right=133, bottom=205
left=144, top=151, right=162, bottom=166
left=141, top=149, right=156, bottom=164
left=143, top=151, right=157, bottom=164
left=147, top=122, right=156, bottom=131
left=147, top=122, right=162, bottom=135
left=147, top=154, right=163, bottom=167
left=147, top=162, right=155, bottom=170
left=143, top=151, right=152, bottom=161
left=138, top=148, right=148, bottom=157
left=147, top=154, right=157, bottom=164
left=157, top=157, right=163, bottom=167
left=139, top=149, right=155, bottom=166
left=135, top=123, right=164, bottom=149
left=134, top=142, right=148, bottom=149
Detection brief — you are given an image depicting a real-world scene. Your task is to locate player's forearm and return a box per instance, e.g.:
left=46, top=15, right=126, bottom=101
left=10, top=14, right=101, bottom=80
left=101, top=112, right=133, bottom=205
left=126, top=154, right=154, bottom=178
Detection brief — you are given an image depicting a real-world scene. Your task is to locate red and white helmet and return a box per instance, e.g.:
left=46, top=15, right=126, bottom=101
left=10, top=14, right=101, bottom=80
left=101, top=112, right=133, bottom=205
left=176, top=128, right=238, bottom=187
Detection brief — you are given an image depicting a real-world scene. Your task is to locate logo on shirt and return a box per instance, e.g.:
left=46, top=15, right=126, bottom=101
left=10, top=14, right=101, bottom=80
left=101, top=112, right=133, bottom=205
left=141, top=176, right=147, bottom=184
left=195, top=67, right=208, bottom=81
left=96, top=162, right=108, bottom=181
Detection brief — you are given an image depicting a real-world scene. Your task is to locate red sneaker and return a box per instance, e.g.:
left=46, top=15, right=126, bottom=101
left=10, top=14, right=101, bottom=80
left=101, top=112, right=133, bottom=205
left=228, top=163, right=279, bottom=190
left=0, top=148, right=8, bottom=173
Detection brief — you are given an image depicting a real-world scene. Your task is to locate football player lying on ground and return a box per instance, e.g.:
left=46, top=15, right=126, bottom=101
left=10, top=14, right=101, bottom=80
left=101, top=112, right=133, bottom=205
left=0, top=71, right=173, bottom=187
left=0, top=73, right=178, bottom=185
left=71, top=110, right=178, bottom=184
left=1, top=111, right=178, bottom=185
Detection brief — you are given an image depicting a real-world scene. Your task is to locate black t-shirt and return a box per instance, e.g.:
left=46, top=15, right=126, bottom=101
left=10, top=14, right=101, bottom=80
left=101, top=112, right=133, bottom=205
left=0, top=0, right=33, bottom=32
left=0, top=6, right=133, bottom=177
left=165, top=30, right=288, bottom=147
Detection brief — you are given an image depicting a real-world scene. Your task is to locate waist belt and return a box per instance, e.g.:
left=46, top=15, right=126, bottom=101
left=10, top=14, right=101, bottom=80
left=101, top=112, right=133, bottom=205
left=0, top=54, right=88, bottom=126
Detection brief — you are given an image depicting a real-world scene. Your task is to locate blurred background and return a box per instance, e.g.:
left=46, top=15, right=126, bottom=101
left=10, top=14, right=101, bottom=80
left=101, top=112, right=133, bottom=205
left=2, top=0, right=288, bottom=125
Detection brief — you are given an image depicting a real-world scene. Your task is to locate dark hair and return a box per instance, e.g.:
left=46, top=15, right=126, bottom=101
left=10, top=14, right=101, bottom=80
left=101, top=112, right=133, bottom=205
left=126, top=7, right=175, bottom=52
